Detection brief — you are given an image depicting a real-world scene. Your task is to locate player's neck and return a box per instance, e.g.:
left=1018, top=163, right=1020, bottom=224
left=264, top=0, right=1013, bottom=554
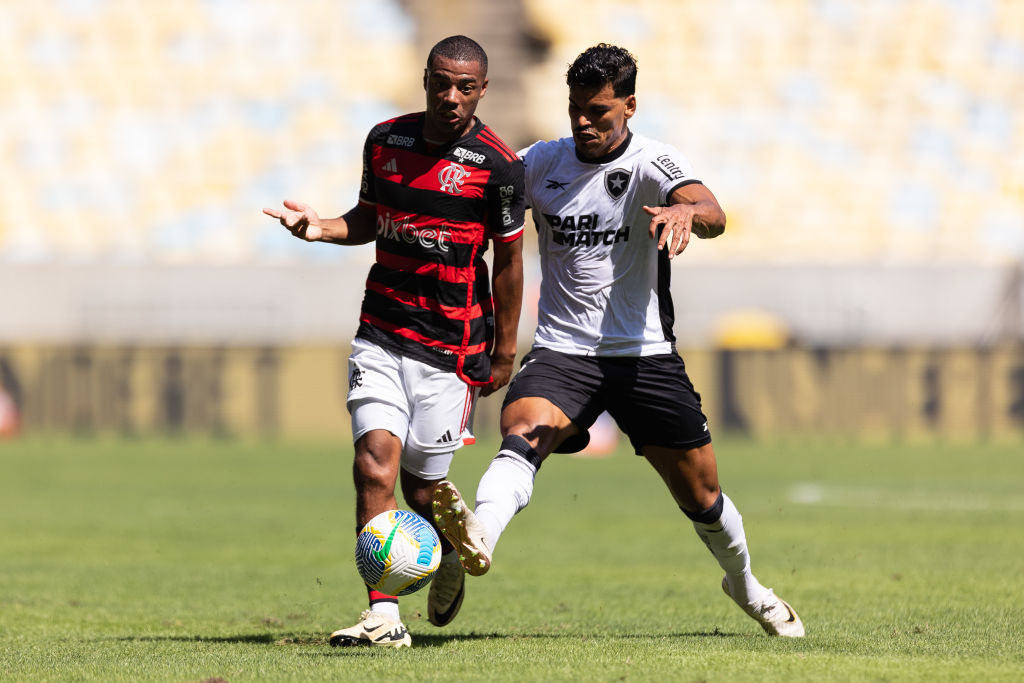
left=423, top=116, right=478, bottom=147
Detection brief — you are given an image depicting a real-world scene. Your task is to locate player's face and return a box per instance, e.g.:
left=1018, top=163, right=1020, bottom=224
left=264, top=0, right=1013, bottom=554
left=422, top=56, right=488, bottom=143
left=568, top=83, right=636, bottom=160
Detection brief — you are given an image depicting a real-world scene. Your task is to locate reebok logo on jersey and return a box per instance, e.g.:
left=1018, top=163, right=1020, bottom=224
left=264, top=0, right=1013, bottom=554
left=545, top=178, right=568, bottom=190
left=543, top=213, right=630, bottom=247
left=382, top=158, right=398, bottom=173
left=377, top=212, right=452, bottom=252
left=435, top=429, right=456, bottom=444
left=605, top=168, right=631, bottom=199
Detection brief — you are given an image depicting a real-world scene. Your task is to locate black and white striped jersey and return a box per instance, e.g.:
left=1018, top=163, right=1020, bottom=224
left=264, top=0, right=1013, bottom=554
left=520, top=131, right=702, bottom=356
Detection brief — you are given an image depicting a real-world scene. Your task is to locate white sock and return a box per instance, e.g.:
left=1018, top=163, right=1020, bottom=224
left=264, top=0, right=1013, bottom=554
left=474, top=436, right=539, bottom=552
left=369, top=600, right=400, bottom=621
left=690, top=492, right=769, bottom=606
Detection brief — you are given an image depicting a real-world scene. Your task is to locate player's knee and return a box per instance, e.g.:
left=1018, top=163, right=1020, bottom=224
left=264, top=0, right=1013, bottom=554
left=398, top=474, right=437, bottom=512
left=353, top=458, right=393, bottom=493
left=497, top=434, right=544, bottom=470
left=353, top=438, right=399, bottom=490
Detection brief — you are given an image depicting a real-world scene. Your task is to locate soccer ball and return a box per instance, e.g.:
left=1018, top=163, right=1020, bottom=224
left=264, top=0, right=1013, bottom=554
left=354, top=509, right=441, bottom=596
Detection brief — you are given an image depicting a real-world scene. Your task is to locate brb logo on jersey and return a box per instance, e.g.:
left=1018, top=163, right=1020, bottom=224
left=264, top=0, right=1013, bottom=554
left=438, top=162, right=470, bottom=194
left=605, top=168, right=631, bottom=199
left=386, top=134, right=416, bottom=148
left=453, top=147, right=486, bottom=165
left=377, top=212, right=452, bottom=252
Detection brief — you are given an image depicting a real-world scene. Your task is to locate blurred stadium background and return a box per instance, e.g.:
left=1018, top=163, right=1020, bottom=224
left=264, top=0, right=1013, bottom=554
left=0, top=0, right=1021, bottom=443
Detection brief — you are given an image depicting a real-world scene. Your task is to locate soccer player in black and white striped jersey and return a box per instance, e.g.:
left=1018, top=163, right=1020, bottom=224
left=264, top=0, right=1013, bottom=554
left=433, top=43, right=804, bottom=637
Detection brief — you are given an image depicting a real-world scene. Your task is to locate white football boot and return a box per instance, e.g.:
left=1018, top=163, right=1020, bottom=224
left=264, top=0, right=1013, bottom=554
left=722, top=577, right=805, bottom=637
left=431, top=480, right=492, bottom=576
left=328, top=610, right=411, bottom=648
left=427, top=555, right=466, bottom=627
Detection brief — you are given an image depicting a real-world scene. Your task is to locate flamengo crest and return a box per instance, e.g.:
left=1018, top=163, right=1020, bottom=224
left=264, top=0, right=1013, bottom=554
left=604, top=168, right=631, bottom=199
left=438, top=162, right=470, bottom=194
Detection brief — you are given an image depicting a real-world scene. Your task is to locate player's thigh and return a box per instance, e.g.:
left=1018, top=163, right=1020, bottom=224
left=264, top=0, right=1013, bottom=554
left=402, top=359, right=476, bottom=480
left=500, top=395, right=578, bottom=456
left=606, top=353, right=711, bottom=454
left=501, top=348, right=604, bottom=453
left=347, top=339, right=411, bottom=444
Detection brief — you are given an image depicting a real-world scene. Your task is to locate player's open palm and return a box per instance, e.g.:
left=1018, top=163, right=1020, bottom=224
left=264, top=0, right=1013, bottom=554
left=644, top=204, right=693, bottom=259
left=263, top=199, right=323, bottom=242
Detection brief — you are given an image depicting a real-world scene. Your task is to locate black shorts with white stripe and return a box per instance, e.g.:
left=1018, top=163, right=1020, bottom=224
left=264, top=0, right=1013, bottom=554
left=502, top=347, right=712, bottom=455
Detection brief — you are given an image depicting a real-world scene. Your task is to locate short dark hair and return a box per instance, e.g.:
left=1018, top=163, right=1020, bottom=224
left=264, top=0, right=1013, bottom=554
left=427, top=35, right=488, bottom=75
left=566, top=43, right=637, bottom=97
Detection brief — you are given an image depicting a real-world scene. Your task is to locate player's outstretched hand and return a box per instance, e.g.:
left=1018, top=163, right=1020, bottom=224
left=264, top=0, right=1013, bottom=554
left=263, top=200, right=323, bottom=242
left=644, top=204, right=693, bottom=259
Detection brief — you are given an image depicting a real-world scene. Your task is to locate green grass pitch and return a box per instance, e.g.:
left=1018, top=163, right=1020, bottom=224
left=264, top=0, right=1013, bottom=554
left=2, top=436, right=1023, bottom=681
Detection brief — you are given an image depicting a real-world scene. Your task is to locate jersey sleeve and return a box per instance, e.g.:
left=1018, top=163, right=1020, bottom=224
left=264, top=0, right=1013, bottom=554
left=517, top=141, right=546, bottom=210
left=643, top=142, right=702, bottom=205
left=358, top=129, right=376, bottom=207
left=486, top=157, right=526, bottom=242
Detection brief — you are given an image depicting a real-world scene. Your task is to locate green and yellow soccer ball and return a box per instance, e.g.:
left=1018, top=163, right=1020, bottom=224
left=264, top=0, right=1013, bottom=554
left=355, top=509, right=441, bottom=596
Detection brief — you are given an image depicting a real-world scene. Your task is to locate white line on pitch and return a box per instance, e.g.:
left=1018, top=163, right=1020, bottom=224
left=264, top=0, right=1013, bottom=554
left=788, top=483, right=1024, bottom=511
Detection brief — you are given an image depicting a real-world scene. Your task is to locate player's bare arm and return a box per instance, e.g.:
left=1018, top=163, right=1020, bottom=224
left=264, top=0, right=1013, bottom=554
left=482, top=236, right=524, bottom=397
left=263, top=200, right=377, bottom=245
left=643, top=183, right=726, bottom=258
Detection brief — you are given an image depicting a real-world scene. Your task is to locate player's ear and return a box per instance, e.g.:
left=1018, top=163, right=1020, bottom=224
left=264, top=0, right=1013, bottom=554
left=479, top=77, right=488, bottom=99
left=624, top=94, right=637, bottom=119
left=423, top=68, right=429, bottom=90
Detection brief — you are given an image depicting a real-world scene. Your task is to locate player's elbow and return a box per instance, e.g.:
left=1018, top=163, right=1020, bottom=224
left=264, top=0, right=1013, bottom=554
left=708, top=216, right=725, bottom=238
left=698, top=211, right=726, bottom=239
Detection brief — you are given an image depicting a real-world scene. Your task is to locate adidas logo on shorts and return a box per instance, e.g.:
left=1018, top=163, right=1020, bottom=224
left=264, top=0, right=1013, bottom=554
left=435, top=429, right=455, bottom=444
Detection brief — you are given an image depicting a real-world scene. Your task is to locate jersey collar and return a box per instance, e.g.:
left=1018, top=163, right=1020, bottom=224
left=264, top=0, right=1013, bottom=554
left=574, top=130, right=633, bottom=165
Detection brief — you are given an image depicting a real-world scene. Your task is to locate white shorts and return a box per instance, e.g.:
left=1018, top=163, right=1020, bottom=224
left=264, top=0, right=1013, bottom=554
left=347, top=337, right=477, bottom=479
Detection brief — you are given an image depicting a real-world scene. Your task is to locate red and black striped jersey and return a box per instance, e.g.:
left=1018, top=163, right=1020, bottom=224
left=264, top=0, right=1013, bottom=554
left=354, top=112, right=526, bottom=385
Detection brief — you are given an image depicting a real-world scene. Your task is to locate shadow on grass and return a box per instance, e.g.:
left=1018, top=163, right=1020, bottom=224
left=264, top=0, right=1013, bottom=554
left=113, top=634, right=321, bottom=646
left=112, top=628, right=741, bottom=652
left=311, top=629, right=743, bottom=655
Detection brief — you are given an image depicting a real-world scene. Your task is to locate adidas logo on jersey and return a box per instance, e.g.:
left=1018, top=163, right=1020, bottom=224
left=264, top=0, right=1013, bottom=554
left=382, top=158, right=398, bottom=173
left=435, top=429, right=456, bottom=444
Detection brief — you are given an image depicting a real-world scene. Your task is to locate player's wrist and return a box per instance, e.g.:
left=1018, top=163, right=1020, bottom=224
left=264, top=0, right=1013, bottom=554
left=490, top=348, right=517, bottom=364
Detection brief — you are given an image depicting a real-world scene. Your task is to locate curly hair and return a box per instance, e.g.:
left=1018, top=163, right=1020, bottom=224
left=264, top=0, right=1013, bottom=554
left=566, top=43, right=637, bottom=97
left=427, top=35, right=488, bottom=75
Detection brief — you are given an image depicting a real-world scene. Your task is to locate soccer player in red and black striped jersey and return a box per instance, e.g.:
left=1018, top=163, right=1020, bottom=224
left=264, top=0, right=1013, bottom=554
left=264, top=35, right=524, bottom=648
